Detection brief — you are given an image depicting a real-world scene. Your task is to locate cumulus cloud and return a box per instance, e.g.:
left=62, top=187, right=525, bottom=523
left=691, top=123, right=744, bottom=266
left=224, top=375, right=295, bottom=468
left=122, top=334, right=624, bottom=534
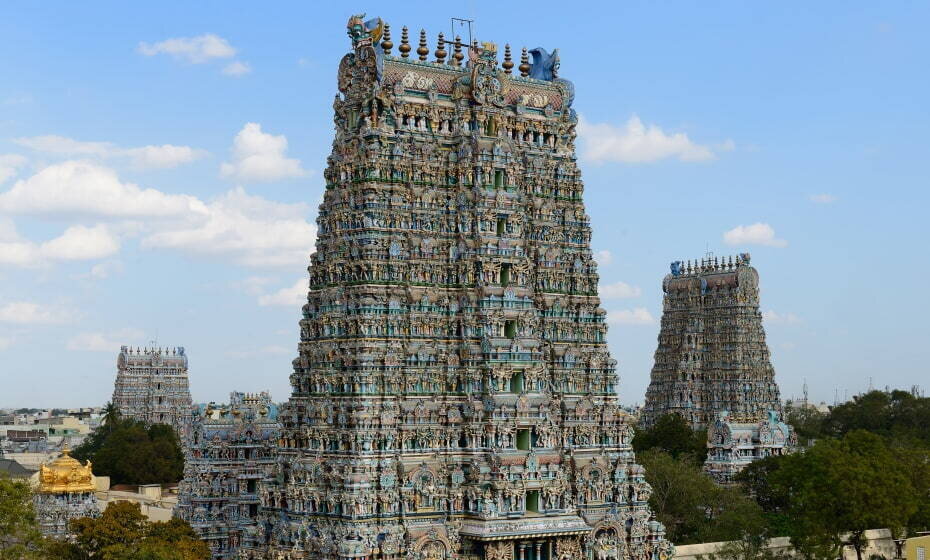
left=809, top=193, right=837, bottom=204
left=723, top=223, right=787, bottom=248
left=578, top=115, right=729, bottom=163
left=138, top=33, right=236, bottom=63
left=0, top=221, right=119, bottom=267
left=257, top=278, right=308, bottom=307
left=0, top=160, right=208, bottom=218
left=0, top=154, right=28, bottom=184
left=599, top=281, right=642, bottom=299
left=0, top=301, right=71, bottom=324
left=142, top=187, right=317, bottom=267
left=595, top=250, right=613, bottom=266
left=763, top=310, right=801, bottom=325
left=13, top=135, right=205, bottom=170
left=220, top=123, right=308, bottom=182
left=222, top=61, right=251, bottom=76
left=606, top=307, right=656, bottom=325
left=78, top=261, right=124, bottom=280
left=66, top=328, right=146, bottom=352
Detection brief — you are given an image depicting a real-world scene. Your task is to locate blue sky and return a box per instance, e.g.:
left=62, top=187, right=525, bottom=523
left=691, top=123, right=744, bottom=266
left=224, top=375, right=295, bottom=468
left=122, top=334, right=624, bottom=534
left=1, top=2, right=928, bottom=408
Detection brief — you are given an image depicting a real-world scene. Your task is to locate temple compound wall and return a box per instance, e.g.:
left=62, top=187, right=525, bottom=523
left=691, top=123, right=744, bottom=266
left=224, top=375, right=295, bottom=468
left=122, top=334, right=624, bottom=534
left=642, top=255, right=783, bottom=431
left=112, top=346, right=194, bottom=442
left=239, top=14, right=673, bottom=560
left=176, top=392, right=280, bottom=560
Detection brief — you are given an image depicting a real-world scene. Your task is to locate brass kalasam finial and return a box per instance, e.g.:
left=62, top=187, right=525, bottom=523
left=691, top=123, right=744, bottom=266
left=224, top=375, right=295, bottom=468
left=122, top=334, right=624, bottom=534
left=417, top=29, right=429, bottom=61
left=382, top=23, right=393, bottom=55
left=435, top=32, right=447, bottom=63
left=519, top=47, right=530, bottom=77
left=452, top=35, right=464, bottom=67
left=399, top=26, right=411, bottom=58
left=503, top=44, right=514, bottom=74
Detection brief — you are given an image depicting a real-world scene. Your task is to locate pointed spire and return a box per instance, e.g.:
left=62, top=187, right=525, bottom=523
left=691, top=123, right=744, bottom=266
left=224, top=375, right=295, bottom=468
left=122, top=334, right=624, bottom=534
left=435, top=32, right=447, bottom=63
left=399, top=26, right=411, bottom=58
left=519, top=47, right=530, bottom=77
left=381, top=23, right=393, bottom=55
left=417, top=29, right=429, bottom=61
left=502, top=44, right=513, bottom=74
left=452, top=36, right=464, bottom=67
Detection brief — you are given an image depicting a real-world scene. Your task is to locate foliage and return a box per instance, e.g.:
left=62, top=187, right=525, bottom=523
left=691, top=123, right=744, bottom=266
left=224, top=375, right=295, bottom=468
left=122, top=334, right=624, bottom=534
left=0, top=476, right=46, bottom=560
left=67, top=501, right=209, bottom=560
left=634, top=413, right=708, bottom=461
left=639, top=449, right=766, bottom=545
left=784, top=405, right=827, bottom=445
left=72, top=417, right=184, bottom=485
left=737, top=431, right=920, bottom=560
left=822, top=390, right=930, bottom=446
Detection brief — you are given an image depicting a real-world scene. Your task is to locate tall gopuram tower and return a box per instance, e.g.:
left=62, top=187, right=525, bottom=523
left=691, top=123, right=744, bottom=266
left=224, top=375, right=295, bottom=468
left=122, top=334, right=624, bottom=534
left=112, top=345, right=193, bottom=442
left=247, top=15, right=672, bottom=560
left=641, top=254, right=783, bottom=431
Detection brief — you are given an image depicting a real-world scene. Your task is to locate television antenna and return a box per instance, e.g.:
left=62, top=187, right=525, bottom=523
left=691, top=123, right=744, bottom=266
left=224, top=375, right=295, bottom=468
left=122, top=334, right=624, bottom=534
left=451, top=17, right=475, bottom=46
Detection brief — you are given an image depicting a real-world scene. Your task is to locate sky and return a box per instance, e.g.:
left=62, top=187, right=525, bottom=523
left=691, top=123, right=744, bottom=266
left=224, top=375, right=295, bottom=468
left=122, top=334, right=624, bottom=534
left=1, top=2, right=928, bottom=408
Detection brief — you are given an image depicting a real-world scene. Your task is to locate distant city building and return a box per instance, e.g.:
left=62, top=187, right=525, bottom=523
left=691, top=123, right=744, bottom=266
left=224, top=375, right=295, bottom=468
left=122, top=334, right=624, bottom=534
left=176, top=392, right=279, bottom=560
left=642, top=254, right=784, bottom=431
left=32, top=448, right=99, bottom=539
left=703, top=410, right=796, bottom=485
left=112, top=346, right=193, bottom=441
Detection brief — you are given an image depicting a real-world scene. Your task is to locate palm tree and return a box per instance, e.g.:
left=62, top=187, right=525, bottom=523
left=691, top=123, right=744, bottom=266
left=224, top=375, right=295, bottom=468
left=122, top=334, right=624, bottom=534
left=101, top=402, right=120, bottom=430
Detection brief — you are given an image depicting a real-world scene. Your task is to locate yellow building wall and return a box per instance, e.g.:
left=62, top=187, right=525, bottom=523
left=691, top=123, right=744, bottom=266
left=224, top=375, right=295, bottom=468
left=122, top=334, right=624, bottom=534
left=906, top=535, right=930, bottom=560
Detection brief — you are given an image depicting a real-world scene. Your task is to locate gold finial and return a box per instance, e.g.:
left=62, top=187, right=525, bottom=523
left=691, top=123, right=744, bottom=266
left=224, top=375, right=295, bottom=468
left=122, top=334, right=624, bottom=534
left=417, top=29, right=429, bottom=61
left=399, top=26, right=411, bottom=58
left=519, top=47, right=530, bottom=77
left=503, top=44, right=514, bottom=74
left=435, top=32, right=447, bottom=63
left=382, top=23, right=393, bottom=55
left=452, top=35, right=464, bottom=67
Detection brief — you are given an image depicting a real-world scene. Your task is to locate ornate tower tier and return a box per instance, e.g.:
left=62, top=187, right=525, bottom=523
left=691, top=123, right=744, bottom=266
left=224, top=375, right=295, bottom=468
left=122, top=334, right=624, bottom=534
left=112, top=345, right=193, bottom=442
left=246, top=15, right=672, bottom=560
left=33, top=448, right=100, bottom=539
left=642, top=254, right=783, bottom=431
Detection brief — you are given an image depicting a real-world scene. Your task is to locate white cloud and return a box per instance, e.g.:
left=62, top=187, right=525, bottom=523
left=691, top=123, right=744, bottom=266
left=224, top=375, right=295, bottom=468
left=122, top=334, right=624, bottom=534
left=220, top=123, right=308, bottom=182
left=595, top=250, right=613, bottom=266
left=223, top=61, right=251, bottom=76
left=763, top=310, right=801, bottom=325
left=79, top=261, right=124, bottom=280
left=138, top=33, right=236, bottom=63
left=606, top=307, right=656, bottom=325
left=258, top=278, right=308, bottom=307
left=809, top=193, right=837, bottom=204
left=142, top=187, right=316, bottom=267
left=0, top=221, right=119, bottom=266
left=723, top=223, right=787, bottom=248
left=0, top=154, right=28, bottom=184
left=0, top=160, right=208, bottom=218
left=66, top=328, right=145, bottom=352
left=578, top=115, right=727, bottom=163
left=13, top=135, right=205, bottom=170
left=0, top=301, right=71, bottom=324
left=599, top=281, right=642, bottom=299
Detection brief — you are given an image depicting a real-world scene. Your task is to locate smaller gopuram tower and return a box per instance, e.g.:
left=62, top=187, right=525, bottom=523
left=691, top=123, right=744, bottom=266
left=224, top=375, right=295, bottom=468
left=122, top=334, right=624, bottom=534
left=32, top=448, right=100, bottom=539
left=112, top=346, right=193, bottom=441
left=642, top=254, right=782, bottom=430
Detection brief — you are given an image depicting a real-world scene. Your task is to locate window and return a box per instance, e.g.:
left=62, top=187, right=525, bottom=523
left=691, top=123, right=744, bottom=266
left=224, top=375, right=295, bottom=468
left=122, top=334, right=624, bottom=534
left=517, top=429, right=530, bottom=450
left=504, top=320, right=517, bottom=339
left=509, top=372, right=524, bottom=393
left=496, top=217, right=507, bottom=236
left=494, top=169, right=504, bottom=188
left=918, top=546, right=926, bottom=560
left=526, top=490, right=539, bottom=512
left=499, top=264, right=511, bottom=285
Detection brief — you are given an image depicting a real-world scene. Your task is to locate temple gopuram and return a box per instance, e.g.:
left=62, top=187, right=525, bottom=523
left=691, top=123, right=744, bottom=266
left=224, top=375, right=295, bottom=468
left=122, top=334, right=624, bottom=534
left=112, top=345, right=194, bottom=442
left=239, top=14, right=672, bottom=560
left=641, top=254, right=784, bottom=431
left=33, top=448, right=99, bottom=539
left=177, top=392, right=280, bottom=559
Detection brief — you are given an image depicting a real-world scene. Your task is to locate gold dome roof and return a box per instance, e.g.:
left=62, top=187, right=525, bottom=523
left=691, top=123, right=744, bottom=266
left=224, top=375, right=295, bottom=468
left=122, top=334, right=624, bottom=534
left=38, top=448, right=96, bottom=494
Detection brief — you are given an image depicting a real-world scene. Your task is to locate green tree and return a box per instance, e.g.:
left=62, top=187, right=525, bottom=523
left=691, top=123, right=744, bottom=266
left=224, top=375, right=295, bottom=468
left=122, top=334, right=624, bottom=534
left=72, top=419, right=184, bottom=485
left=784, top=405, right=827, bottom=445
left=0, top=476, right=45, bottom=560
left=70, top=501, right=209, bottom=560
left=634, top=413, right=708, bottom=461
left=639, top=449, right=766, bottom=545
left=101, top=402, right=121, bottom=430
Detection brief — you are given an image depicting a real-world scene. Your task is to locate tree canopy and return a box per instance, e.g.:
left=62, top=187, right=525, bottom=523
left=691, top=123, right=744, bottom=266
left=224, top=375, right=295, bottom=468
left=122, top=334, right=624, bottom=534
left=0, top=476, right=46, bottom=560
left=633, top=413, right=708, bottom=461
left=72, top=418, right=184, bottom=485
